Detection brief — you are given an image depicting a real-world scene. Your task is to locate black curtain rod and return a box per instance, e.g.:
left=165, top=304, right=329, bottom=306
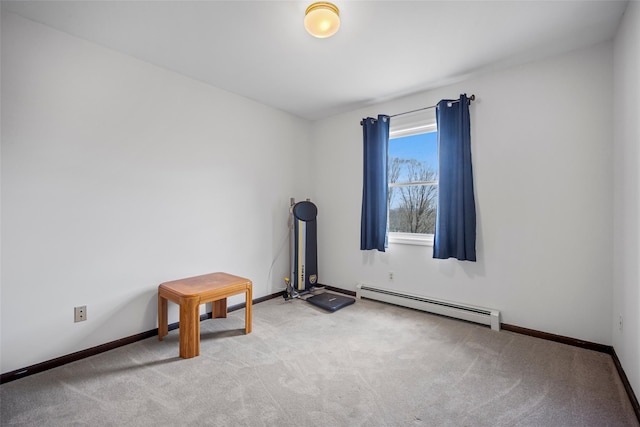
left=359, top=94, right=475, bottom=126
left=389, top=94, right=475, bottom=118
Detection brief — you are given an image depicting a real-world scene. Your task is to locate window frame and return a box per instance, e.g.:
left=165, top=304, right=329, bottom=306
left=387, top=111, right=438, bottom=247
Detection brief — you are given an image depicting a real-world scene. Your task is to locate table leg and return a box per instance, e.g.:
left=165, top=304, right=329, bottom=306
left=158, top=294, right=168, bottom=341
left=245, top=286, right=252, bottom=334
left=179, top=298, right=200, bottom=358
left=212, top=299, right=227, bottom=319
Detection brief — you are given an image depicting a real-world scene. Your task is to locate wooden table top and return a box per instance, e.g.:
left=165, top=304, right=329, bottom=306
left=158, top=272, right=252, bottom=297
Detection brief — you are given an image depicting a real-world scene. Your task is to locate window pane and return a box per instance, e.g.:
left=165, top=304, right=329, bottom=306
left=389, top=185, right=438, bottom=234
left=388, top=132, right=438, bottom=183
left=388, top=130, right=438, bottom=235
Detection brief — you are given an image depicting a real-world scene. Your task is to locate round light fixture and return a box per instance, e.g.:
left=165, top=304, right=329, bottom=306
left=304, top=2, right=340, bottom=38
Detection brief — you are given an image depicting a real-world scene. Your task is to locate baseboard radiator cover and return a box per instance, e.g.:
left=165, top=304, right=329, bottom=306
left=356, top=283, right=500, bottom=331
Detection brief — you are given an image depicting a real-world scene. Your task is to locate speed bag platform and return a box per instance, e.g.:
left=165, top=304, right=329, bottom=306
left=292, top=201, right=318, bottom=292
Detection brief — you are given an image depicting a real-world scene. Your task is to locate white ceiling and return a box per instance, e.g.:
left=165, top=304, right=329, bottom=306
left=1, top=0, right=629, bottom=120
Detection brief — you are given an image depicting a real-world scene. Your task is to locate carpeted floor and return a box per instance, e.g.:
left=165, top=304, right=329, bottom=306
left=1, top=294, right=638, bottom=426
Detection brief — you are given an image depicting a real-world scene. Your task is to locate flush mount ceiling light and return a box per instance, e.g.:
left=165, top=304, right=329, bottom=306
left=304, top=2, right=340, bottom=38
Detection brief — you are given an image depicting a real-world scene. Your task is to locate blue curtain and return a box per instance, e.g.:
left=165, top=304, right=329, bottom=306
left=433, top=94, right=476, bottom=261
left=361, top=115, right=390, bottom=252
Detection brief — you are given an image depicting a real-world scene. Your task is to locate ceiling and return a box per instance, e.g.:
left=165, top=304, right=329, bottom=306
left=1, top=1, right=629, bottom=120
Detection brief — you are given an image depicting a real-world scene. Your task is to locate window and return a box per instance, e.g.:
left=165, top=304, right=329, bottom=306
left=388, top=110, right=438, bottom=246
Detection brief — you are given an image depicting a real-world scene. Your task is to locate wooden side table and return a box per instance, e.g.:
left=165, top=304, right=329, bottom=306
left=158, top=272, right=252, bottom=358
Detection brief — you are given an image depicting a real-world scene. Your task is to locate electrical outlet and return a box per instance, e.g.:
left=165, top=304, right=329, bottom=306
left=74, top=306, right=87, bottom=322
left=619, top=314, right=623, bottom=332
left=388, top=271, right=394, bottom=281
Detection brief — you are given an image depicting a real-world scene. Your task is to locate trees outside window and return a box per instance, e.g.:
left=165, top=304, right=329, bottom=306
left=389, top=157, right=437, bottom=233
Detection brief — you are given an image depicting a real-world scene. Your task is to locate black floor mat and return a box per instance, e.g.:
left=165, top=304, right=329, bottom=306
left=306, top=292, right=355, bottom=312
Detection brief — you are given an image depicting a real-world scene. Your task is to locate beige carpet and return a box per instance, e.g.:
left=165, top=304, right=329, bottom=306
left=1, top=294, right=638, bottom=426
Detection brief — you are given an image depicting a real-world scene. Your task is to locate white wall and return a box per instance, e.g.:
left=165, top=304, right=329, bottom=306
left=312, top=42, right=614, bottom=345
left=0, top=13, right=313, bottom=373
left=613, top=0, right=640, bottom=400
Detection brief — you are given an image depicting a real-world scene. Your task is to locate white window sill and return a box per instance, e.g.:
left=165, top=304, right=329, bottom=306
left=388, top=233, right=434, bottom=247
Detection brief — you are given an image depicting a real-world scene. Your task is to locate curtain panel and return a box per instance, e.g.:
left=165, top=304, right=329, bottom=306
left=433, top=94, right=477, bottom=261
left=360, top=115, right=390, bottom=252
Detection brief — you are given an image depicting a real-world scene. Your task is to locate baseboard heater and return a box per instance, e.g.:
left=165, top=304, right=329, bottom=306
left=356, top=284, right=500, bottom=331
